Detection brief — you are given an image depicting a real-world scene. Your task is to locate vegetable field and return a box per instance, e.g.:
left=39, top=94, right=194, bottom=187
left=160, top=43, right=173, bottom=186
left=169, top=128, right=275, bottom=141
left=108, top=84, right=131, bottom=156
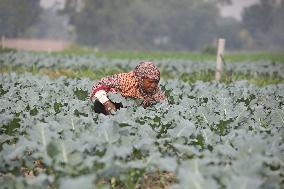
left=0, top=52, right=284, bottom=189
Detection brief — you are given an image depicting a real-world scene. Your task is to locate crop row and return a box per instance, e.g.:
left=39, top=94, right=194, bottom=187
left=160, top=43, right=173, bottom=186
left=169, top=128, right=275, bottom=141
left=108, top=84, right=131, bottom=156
left=1, top=52, right=284, bottom=79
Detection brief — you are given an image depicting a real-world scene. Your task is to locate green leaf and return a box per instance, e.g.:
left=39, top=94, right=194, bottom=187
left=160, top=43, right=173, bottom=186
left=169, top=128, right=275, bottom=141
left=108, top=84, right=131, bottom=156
left=74, top=88, right=88, bottom=101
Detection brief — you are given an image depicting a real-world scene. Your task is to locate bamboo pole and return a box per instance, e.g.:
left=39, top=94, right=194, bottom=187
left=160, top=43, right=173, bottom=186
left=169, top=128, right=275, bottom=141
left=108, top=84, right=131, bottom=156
left=215, top=38, right=226, bottom=81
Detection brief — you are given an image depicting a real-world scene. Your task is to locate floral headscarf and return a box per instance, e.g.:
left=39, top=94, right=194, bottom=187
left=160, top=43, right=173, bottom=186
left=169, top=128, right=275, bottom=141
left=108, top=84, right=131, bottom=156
left=134, top=61, right=160, bottom=81
left=134, top=61, right=160, bottom=95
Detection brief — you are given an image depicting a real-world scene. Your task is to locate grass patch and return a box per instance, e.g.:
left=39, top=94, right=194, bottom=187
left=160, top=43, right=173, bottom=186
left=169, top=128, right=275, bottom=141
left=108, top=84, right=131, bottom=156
left=225, top=51, right=284, bottom=63
left=0, top=66, right=127, bottom=81
left=0, top=47, right=16, bottom=53
left=2, top=45, right=284, bottom=63
left=47, top=45, right=284, bottom=63
left=11, top=44, right=279, bottom=63
left=94, top=51, right=284, bottom=63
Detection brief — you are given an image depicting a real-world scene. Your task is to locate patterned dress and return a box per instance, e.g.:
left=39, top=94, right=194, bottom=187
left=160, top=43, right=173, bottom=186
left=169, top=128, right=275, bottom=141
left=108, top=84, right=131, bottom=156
left=90, top=62, right=167, bottom=107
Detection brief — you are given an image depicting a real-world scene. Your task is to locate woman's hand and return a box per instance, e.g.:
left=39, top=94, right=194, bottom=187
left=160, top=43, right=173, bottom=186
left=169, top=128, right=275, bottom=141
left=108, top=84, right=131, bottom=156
left=103, top=100, right=117, bottom=115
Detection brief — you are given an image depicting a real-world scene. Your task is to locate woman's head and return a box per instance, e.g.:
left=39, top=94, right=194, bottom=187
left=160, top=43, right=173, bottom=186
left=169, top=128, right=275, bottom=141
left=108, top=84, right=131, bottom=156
left=134, top=62, right=160, bottom=94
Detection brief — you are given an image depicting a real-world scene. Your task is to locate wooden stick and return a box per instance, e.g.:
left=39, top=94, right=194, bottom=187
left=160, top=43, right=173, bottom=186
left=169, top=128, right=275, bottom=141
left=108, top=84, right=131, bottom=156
left=215, top=38, right=226, bottom=81
left=1, top=36, right=5, bottom=49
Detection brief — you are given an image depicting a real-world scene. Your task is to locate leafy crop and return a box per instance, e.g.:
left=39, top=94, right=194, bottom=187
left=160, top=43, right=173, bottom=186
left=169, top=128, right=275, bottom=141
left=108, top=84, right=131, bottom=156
left=1, top=52, right=283, bottom=80
left=1, top=70, right=283, bottom=188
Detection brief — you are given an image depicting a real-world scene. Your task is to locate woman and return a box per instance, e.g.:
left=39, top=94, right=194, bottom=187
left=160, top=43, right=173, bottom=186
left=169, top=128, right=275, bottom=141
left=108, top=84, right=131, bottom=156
left=90, top=61, right=167, bottom=115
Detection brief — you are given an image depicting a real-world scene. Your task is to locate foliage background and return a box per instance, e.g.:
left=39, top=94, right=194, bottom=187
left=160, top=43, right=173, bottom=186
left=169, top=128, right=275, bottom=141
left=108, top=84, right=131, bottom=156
left=0, top=0, right=283, bottom=51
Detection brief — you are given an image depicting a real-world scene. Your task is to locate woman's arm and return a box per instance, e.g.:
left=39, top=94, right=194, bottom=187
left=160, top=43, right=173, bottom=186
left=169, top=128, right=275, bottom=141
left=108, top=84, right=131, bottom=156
left=90, top=74, right=122, bottom=102
left=90, top=74, right=124, bottom=114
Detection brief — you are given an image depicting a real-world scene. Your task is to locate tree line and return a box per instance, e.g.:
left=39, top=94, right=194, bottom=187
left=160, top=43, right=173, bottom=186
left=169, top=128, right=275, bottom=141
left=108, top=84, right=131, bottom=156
left=0, top=0, right=283, bottom=51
